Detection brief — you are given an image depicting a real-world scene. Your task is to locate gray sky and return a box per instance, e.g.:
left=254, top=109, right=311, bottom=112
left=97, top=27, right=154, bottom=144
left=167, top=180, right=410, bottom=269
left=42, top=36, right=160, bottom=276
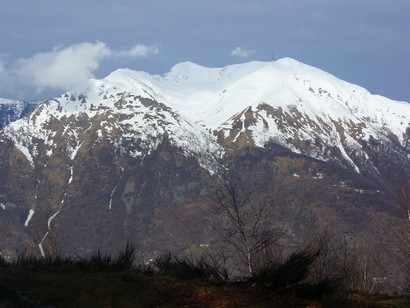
left=0, top=0, right=409, bottom=102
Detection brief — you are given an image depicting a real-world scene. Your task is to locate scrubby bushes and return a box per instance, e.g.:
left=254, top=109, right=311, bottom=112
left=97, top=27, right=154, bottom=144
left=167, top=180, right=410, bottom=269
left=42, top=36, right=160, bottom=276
left=0, top=254, right=8, bottom=268
left=111, top=241, right=136, bottom=271
left=1, top=242, right=137, bottom=272
left=13, top=252, right=76, bottom=271
left=250, top=248, right=320, bottom=288
left=86, top=250, right=113, bottom=271
left=149, top=246, right=342, bottom=299
left=248, top=247, right=340, bottom=299
left=0, top=238, right=376, bottom=300
left=153, top=252, right=228, bottom=282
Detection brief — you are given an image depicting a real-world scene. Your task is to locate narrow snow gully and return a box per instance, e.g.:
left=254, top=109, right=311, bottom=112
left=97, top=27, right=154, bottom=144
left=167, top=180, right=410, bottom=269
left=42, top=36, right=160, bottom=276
left=108, top=161, right=125, bottom=210
left=38, top=165, right=74, bottom=257
left=108, top=184, right=118, bottom=210
left=37, top=124, right=88, bottom=256
left=23, top=177, right=42, bottom=228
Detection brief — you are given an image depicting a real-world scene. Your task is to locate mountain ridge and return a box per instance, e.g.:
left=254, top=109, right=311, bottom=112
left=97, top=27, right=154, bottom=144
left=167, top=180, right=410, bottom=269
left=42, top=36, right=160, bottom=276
left=3, top=57, right=408, bottom=175
left=0, top=57, right=409, bottom=269
left=103, top=57, right=409, bottom=132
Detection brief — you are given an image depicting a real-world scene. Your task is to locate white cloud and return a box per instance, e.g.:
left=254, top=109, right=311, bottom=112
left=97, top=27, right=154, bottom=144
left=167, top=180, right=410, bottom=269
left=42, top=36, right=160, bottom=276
left=0, top=56, right=14, bottom=93
left=230, top=47, right=256, bottom=57
left=0, top=41, right=160, bottom=97
left=118, top=44, right=160, bottom=57
left=0, top=54, right=9, bottom=78
left=14, top=42, right=112, bottom=92
left=0, top=60, right=5, bottom=75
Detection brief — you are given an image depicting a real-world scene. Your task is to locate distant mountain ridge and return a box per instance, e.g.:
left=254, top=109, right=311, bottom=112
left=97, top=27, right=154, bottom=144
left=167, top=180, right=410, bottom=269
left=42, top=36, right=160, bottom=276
left=0, top=58, right=409, bottom=265
left=0, top=99, right=39, bottom=128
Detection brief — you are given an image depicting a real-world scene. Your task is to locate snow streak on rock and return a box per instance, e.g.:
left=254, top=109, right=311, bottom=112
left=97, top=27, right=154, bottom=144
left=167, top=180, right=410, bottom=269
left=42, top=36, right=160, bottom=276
left=24, top=209, right=35, bottom=227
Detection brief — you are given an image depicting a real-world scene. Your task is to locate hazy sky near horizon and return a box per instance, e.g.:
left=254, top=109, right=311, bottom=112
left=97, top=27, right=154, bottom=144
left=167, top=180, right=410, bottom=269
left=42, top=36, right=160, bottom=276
left=0, top=0, right=409, bottom=102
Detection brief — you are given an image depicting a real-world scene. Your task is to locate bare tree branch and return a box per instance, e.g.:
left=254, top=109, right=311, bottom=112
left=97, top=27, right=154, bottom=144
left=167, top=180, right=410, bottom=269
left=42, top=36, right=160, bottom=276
left=210, top=177, right=282, bottom=276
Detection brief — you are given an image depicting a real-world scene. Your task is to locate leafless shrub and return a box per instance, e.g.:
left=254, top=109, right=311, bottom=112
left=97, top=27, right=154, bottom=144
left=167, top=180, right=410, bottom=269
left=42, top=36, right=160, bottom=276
left=309, top=232, right=388, bottom=294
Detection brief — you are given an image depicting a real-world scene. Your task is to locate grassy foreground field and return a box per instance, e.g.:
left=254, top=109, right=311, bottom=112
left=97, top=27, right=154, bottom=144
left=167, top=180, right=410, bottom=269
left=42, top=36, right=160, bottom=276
left=1, top=267, right=410, bottom=307
left=1, top=243, right=409, bottom=307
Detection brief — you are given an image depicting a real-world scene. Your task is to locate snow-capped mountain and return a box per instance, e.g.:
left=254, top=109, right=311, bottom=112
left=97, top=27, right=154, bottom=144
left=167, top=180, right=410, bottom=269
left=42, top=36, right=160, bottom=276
left=0, top=99, right=39, bottom=128
left=3, top=58, right=409, bottom=174
left=3, top=86, right=221, bottom=173
left=0, top=58, right=409, bottom=259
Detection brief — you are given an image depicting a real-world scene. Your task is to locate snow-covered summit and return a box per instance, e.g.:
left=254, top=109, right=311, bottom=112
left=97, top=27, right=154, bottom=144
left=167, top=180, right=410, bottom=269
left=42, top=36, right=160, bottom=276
left=9, top=56, right=410, bottom=127
left=95, top=57, right=409, bottom=173
left=86, top=57, right=409, bottom=141
left=2, top=57, right=409, bottom=174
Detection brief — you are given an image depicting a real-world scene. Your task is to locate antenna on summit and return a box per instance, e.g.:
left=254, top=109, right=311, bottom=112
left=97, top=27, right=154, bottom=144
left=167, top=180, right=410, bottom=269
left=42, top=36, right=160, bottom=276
left=271, top=51, right=276, bottom=62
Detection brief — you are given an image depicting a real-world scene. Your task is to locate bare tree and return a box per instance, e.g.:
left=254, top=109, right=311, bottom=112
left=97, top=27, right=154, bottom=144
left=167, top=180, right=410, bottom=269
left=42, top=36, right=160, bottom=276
left=390, top=171, right=410, bottom=293
left=211, top=178, right=282, bottom=276
left=309, top=232, right=388, bottom=294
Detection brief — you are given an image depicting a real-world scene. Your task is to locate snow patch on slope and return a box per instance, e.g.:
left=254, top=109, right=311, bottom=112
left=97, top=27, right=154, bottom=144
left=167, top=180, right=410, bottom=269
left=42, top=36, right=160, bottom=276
left=24, top=209, right=35, bottom=227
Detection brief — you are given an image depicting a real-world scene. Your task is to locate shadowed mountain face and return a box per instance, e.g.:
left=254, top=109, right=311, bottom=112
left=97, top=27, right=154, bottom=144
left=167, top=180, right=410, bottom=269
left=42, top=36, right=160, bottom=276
left=0, top=99, right=39, bottom=128
left=0, top=58, right=408, bottom=263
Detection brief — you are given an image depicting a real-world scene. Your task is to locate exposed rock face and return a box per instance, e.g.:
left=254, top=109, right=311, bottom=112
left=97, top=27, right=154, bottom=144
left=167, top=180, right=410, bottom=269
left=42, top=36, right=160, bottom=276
left=0, top=58, right=408, bottom=261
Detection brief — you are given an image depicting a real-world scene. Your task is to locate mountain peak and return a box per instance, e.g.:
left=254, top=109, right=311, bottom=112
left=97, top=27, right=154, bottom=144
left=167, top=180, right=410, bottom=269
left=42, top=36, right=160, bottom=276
left=0, top=57, right=409, bottom=275
left=167, top=60, right=206, bottom=73
left=48, top=58, right=409, bottom=137
left=274, top=57, right=307, bottom=67
left=3, top=57, right=409, bottom=169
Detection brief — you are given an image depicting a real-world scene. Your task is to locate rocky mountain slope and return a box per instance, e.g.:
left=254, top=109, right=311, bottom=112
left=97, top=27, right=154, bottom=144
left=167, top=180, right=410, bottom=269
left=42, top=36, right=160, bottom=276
left=0, top=58, right=409, bottom=265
